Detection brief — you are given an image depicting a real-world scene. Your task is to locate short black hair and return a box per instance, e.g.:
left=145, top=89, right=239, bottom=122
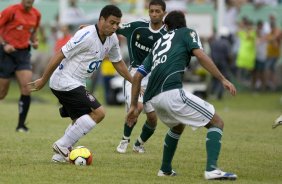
left=99, top=5, right=122, bottom=20
left=164, top=11, right=186, bottom=31
left=149, top=0, right=166, bottom=11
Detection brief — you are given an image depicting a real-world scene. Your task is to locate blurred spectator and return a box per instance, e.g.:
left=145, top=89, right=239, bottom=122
left=236, top=18, right=257, bottom=86
left=100, top=57, right=117, bottom=105
left=222, top=0, right=241, bottom=43
left=265, top=21, right=281, bottom=90
left=165, top=0, right=188, bottom=13
left=31, top=25, right=51, bottom=80
left=60, top=0, right=87, bottom=26
left=253, top=0, right=278, bottom=8
left=263, top=13, right=277, bottom=34
left=54, top=25, right=72, bottom=53
left=209, top=27, right=232, bottom=100
left=252, top=20, right=267, bottom=91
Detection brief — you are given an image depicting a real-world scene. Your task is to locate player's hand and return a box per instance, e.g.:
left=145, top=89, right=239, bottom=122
left=79, top=24, right=90, bottom=30
left=140, top=87, right=145, bottom=96
left=27, top=78, right=45, bottom=92
left=222, top=79, right=236, bottom=96
left=126, top=106, right=139, bottom=127
left=3, top=44, right=16, bottom=53
left=30, top=40, right=39, bottom=49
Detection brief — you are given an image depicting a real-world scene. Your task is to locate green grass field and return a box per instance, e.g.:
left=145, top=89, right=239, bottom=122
left=0, top=82, right=281, bottom=184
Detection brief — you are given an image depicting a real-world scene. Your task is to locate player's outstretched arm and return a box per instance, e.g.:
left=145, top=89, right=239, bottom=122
left=112, top=59, right=133, bottom=83
left=126, top=72, right=144, bottom=127
left=193, top=48, right=236, bottom=96
left=28, top=50, right=65, bottom=92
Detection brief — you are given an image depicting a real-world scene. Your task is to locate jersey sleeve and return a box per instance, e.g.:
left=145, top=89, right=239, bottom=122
left=61, top=29, right=89, bottom=59
left=116, top=20, right=146, bottom=38
left=116, top=22, right=134, bottom=37
left=137, top=52, right=152, bottom=76
left=185, top=29, right=203, bottom=55
left=0, top=6, right=14, bottom=32
left=108, top=34, right=122, bottom=63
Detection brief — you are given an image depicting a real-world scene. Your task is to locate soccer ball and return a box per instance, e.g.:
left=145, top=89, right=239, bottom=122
left=69, top=146, right=93, bottom=166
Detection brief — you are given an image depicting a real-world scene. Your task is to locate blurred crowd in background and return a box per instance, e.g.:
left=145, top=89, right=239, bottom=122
left=1, top=0, right=281, bottom=104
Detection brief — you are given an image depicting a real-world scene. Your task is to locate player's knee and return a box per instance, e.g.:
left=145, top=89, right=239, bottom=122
left=171, top=124, right=185, bottom=135
left=0, top=91, right=7, bottom=100
left=146, top=112, right=157, bottom=127
left=20, top=87, right=31, bottom=96
left=89, top=106, right=105, bottom=123
left=206, top=113, right=224, bottom=129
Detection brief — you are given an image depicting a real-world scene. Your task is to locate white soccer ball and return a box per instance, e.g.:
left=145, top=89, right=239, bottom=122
left=74, top=156, right=87, bottom=166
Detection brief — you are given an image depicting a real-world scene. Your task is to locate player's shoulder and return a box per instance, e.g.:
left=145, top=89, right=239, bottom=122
left=72, top=25, right=95, bottom=43
left=31, top=7, right=41, bottom=16
left=120, top=19, right=149, bottom=29
left=3, top=3, right=19, bottom=11
left=175, top=27, right=198, bottom=37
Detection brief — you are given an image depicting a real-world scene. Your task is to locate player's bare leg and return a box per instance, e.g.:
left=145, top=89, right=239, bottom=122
left=15, top=70, right=32, bottom=132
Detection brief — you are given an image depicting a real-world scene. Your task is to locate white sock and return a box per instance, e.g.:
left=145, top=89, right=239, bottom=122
left=64, top=123, right=72, bottom=134
left=57, top=115, right=96, bottom=147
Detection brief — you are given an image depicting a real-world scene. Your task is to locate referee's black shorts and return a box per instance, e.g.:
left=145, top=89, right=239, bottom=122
left=0, top=46, right=31, bottom=78
left=51, top=86, right=101, bottom=120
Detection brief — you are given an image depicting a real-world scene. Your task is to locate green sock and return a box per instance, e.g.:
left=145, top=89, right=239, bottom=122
left=160, top=129, right=180, bottom=172
left=135, top=121, right=156, bottom=146
left=206, top=127, right=223, bottom=171
left=123, top=122, right=136, bottom=140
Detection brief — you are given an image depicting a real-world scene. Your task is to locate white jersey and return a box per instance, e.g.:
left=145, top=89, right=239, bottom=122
left=50, top=25, right=122, bottom=91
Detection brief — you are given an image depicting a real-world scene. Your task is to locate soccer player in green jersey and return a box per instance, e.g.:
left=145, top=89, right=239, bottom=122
left=127, top=11, right=238, bottom=180
left=116, top=0, right=167, bottom=153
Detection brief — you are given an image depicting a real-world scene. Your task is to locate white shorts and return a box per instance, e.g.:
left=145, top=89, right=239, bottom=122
left=149, top=88, right=215, bottom=129
left=124, top=68, right=154, bottom=113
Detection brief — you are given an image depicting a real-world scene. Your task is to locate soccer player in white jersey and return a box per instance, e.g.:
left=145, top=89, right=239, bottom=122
left=28, top=5, right=132, bottom=162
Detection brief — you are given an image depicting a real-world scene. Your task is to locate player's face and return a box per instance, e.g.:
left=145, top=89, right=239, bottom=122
left=22, top=0, right=34, bottom=9
left=101, top=15, right=121, bottom=36
left=149, top=5, right=165, bottom=24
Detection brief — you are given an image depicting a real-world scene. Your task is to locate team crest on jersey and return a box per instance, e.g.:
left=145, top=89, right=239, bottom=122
left=136, top=34, right=140, bottom=40
left=86, top=92, right=96, bottom=102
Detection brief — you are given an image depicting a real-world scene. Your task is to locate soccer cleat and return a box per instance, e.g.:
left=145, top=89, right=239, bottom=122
left=52, top=142, right=71, bottom=161
left=204, top=169, right=237, bottom=180
left=133, top=144, right=145, bottom=153
left=16, top=125, right=29, bottom=133
left=272, top=115, right=282, bottom=129
left=116, top=139, right=129, bottom=153
left=157, top=170, right=177, bottom=177
left=51, top=153, right=66, bottom=163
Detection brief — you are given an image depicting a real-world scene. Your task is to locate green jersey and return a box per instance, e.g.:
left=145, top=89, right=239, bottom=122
left=138, top=27, right=203, bottom=103
left=116, top=20, right=166, bottom=68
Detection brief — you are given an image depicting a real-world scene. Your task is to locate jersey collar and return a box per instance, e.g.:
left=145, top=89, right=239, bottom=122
left=95, top=24, right=106, bottom=44
left=149, top=22, right=165, bottom=33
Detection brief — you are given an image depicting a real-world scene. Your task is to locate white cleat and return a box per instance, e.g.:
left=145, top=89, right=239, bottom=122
left=116, top=140, right=129, bottom=153
left=157, top=170, right=177, bottom=176
left=204, top=169, right=237, bottom=180
left=272, top=115, right=282, bottom=129
left=133, top=144, right=145, bottom=153
left=52, top=142, right=71, bottom=161
left=52, top=153, right=66, bottom=163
